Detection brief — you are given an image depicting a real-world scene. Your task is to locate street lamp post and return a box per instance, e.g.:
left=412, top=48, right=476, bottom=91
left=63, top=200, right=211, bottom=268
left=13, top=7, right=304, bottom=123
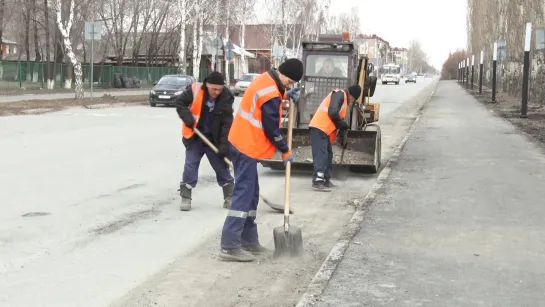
left=85, top=18, right=111, bottom=100
left=212, top=35, right=223, bottom=72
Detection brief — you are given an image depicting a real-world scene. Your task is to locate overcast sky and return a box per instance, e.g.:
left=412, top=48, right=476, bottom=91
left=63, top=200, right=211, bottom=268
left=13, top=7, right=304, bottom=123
left=254, top=0, right=467, bottom=69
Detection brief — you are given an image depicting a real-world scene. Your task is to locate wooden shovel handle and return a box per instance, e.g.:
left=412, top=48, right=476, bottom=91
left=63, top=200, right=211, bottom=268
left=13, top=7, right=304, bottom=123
left=193, top=127, right=233, bottom=168
left=284, top=98, right=295, bottom=224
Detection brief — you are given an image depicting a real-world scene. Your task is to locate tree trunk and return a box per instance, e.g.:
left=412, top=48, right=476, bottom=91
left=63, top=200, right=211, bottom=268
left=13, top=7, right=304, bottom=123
left=64, top=55, right=72, bottom=89
left=224, top=0, right=230, bottom=84
left=241, top=23, right=246, bottom=74
left=24, top=1, right=31, bottom=81
left=44, top=0, right=52, bottom=89
left=55, top=0, right=83, bottom=99
left=196, top=16, right=204, bottom=79
left=192, top=15, right=199, bottom=79
left=282, top=0, right=288, bottom=61
left=63, top=36, right=82, bottom=98
left=32, top=0, right=40, bottom=83
left=177, top=0, right=187, bottom=74
left=0, top=0, right=5, bottom=81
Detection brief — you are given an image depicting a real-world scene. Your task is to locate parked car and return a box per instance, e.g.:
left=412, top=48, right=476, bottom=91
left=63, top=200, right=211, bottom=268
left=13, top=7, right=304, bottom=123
left=149, top=74, right=197, bottom=107
left=405, top=73, right=417, bottom=83
left=233, top=73, right=259, bottom=96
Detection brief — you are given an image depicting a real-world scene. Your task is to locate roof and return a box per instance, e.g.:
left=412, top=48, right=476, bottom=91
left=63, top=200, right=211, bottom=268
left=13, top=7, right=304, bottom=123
left=2, top=38, right=17, bottom=44
left=355, top=34, right=391, bottom=46
left=223, top=38, right=256, bottom=58
left=162, top=74, right=193, bottom=77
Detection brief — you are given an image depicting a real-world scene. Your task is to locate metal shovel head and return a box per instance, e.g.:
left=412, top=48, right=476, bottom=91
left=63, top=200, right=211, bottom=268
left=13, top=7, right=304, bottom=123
left=273, top=225, right=303, bottom=258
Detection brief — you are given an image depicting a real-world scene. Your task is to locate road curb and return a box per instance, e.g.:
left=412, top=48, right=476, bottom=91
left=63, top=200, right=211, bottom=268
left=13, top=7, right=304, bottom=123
left=295, top=80, right=440, bottom=307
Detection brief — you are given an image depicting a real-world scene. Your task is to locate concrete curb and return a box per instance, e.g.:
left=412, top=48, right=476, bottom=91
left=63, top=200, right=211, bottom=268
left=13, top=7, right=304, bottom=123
left=295, top=80, right=440, bottom=307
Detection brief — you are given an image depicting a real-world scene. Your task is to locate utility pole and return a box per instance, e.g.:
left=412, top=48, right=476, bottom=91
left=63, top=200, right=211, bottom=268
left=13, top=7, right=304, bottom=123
left=521, top=22, right=532, bottom=118
left=492, top=42, right=497, bottom=103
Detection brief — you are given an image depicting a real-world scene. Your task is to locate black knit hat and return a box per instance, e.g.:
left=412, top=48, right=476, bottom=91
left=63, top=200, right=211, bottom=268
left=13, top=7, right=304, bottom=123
left=278, top=58, right=304, bottom=82
left=348, top=85, right=362, bottom=100
left=204, top=71, right=225, bottom=85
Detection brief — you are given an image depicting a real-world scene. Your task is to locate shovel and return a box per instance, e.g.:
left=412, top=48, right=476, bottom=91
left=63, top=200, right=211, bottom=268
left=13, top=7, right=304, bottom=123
left=192, top=127, right=292, bottom=213
left=273, top=98, right=303, bottom=257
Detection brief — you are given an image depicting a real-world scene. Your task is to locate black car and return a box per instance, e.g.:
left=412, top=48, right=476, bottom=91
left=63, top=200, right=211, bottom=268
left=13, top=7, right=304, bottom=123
left=149, top=74, right=197, bottom=107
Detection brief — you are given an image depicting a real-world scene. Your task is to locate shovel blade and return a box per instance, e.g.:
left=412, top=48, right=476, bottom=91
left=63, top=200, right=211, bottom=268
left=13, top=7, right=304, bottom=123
left=273, top=225, right=303, bottom=258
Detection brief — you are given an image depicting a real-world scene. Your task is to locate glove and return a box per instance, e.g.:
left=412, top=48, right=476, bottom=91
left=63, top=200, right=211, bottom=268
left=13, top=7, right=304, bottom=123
left=338, top=121, right=349, bottom=130
left=282, top=150, right=295, bottom=166
left=287, top=88, right=299, bottom=102
left=218, top=144, right=229, bottom=159
left=183, top=118, right=195, bottom=130
left=339, top=132, right=348, bottom=149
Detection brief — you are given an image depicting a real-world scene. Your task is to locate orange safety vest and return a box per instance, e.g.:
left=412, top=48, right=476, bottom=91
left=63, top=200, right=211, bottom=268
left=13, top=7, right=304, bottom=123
left=309, top=89, right=348, bottom=144
left=181, top=82, right=205, bottom=139
left=228, top=72, right=283, bottom=159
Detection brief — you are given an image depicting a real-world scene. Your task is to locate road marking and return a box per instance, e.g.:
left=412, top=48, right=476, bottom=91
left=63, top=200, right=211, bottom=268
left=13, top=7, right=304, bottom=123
left=295, top=81, right=439, bottom=307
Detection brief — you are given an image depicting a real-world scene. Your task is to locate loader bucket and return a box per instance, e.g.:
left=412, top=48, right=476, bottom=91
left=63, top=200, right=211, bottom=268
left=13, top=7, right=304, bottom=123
left=258, top=125, right=382, bottom=174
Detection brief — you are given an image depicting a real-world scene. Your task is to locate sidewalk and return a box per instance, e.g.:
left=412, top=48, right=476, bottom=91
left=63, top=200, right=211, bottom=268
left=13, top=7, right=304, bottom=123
left=315, top=81, right=545, bottom=306
left=0, top=89, right=150, bottom=103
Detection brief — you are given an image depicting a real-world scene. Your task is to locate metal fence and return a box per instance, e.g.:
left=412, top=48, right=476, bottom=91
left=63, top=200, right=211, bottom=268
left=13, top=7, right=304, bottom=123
left=0, top=60, right=213, bottom=90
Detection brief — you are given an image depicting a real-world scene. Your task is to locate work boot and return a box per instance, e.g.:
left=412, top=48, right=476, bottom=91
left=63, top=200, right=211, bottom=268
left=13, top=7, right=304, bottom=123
left=222, top=182, right=234, bottom=209
left=219, top=248, right=255, bottom=262
left=325, top=180, right=337, bottom=188
left=242, top=244, right=272, bottom=255
left=312, top=181, right=331, bottom=192
left=179, top=185, right=192, bottom=211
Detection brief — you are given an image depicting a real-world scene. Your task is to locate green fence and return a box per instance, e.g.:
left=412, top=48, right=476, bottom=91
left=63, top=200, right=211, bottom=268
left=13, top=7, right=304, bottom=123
left=0, top=60, right=213, bottom=91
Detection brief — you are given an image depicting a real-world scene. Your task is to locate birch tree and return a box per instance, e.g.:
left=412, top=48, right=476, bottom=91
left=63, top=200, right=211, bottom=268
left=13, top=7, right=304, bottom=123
left=191, top=0, right=200, bottom=79
left=177, top=0, right=189, bottom=73
left=0, top=0, right=5, bottom=80
left=235, top=0, right=256, bottom=73
left=224, top=0, right=231, bottom=84
left=54, top=0, right=83, bottom=99
left=190, top=0, right=215, bottom=79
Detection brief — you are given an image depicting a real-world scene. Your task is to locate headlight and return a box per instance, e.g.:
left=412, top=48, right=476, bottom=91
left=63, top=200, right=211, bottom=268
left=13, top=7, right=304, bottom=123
left=150, top=90, right=156, bottom=94
left=174, top=91, right=183, bottom=96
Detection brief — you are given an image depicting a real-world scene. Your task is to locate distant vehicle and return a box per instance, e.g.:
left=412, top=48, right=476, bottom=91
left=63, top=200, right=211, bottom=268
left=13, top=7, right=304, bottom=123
left=380, top=63, right=401, bottom=85
left=149, top=74, right=197, bottom=107
left=233, top=73, right=260, bottom=96
left=405, top=73, right=417, bottom=83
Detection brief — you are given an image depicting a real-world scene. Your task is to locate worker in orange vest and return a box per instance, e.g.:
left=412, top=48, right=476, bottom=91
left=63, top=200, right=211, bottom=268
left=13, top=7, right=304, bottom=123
left=219, top=58, right=303, bottom=262
left=175, top=72, right=235, bottom=211
left=308, top=85, right=362, bottom=191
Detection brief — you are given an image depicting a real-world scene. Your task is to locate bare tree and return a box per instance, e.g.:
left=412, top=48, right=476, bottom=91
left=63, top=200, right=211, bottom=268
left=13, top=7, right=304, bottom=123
left=235, top=0, right=256, bottom=73
left=99, top=0, right=139, bottom=66
left=0, top=0, right=6, bottom=79
left=177, top=0, right=191, bottom=73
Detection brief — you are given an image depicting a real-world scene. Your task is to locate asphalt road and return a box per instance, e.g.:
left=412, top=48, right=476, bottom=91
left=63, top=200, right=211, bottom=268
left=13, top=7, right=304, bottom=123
left=318, top=81, right=545, bottom=306
left=0, top=76, right=436, bottom=306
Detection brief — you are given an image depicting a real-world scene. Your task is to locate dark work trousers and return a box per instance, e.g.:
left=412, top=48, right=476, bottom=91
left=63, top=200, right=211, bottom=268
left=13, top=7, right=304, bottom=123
left=220, top=143, right=260, bottom=249
left=310, top=127, right=333, bottom=184
left=181, top=138, right=234, bottom=189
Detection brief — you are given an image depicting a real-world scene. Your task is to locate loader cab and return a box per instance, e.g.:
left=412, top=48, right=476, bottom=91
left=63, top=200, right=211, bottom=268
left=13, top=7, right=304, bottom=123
left=297, top=38, right=359, bottom=129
